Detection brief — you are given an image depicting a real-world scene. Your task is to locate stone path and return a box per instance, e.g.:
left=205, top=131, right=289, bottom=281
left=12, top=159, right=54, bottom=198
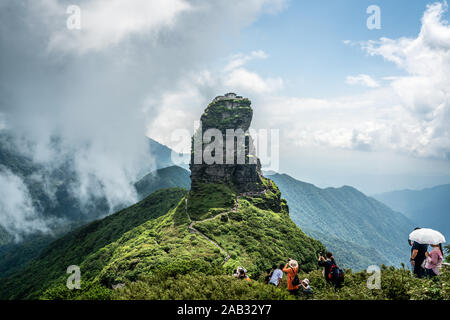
left=184, top=188, right=270, bottom=264
left=185, top=197, right=237, bottom=263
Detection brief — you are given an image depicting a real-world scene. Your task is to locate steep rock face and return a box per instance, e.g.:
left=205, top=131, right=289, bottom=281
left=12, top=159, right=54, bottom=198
left=190, top=93, right=264, bottom=192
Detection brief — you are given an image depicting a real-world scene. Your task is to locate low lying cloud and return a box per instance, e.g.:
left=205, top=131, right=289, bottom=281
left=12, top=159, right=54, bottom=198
left=46, top=0, right=192, bottom=53
left=0, top=0, right=287, bottom=239
left=0, top=167, right=57, bottom=242
left=146, top=49, right=284, bottom=148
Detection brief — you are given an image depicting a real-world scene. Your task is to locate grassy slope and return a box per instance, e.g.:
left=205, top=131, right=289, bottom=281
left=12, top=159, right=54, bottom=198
left=268, top=173, right=415, bottom=269
left=112, top=265, right=450, bottom=300
left=0, top=165, right=190, bottom=279
left=62, top=181, right=322, bottom=286
left=194, top=183, right=323, bottom=274
left=16, top=179, right=324, bottom=299
left=0, top=188, right=186, bottom=299
left=43, top=262, right=450, bottom=301
left=187, top=183, right=236, bottom=220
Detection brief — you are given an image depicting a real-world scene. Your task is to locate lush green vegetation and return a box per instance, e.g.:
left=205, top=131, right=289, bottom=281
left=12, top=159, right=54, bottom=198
left=0, top=188, right=186, bottom=299
left=195, top=189, right=323, bottom=275
left=1, top=178, right=325, bottom=300
left=3, top=169, right=447, bottom=301
left=40, top=264, right=450, bottom=301
left=0, top=134, right=186, bottom=277
left=201, top=98, right=252, bottom=131
left=68, top=182, right=322, bottom=287
left=187, top=183, right=236, bottom=220
left=268, top=173, right=415, bottom=270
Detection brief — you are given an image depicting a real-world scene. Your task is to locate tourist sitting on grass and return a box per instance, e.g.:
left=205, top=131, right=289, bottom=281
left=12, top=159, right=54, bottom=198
left=233, top=266, right=246, bottom=278
left=234, top=267, right=251, bottom=282
left=269, top=263, right=284, bottom=287
left=238, top=269, right=251, bottom=282
left=300, top=278, right=313, bottom=294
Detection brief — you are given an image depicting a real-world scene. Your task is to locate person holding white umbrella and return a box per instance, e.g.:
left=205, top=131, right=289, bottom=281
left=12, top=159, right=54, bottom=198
left=409, top=228, right=428, bottom=278
left=409, top=227, right=446, bottom=278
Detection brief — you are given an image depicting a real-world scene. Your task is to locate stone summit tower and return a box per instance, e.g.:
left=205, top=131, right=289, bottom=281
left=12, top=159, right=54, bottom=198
left=190, top=93, right=264, bottom=192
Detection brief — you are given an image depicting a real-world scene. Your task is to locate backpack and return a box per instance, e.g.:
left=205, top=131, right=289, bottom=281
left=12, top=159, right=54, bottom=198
left=328, top=263, right=344, bottom=287
left=290, top=267, right=300, bottom=287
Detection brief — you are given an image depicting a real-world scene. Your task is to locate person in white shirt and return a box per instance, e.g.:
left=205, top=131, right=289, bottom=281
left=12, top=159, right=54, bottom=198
left=269, top=263, right=284, bottom=287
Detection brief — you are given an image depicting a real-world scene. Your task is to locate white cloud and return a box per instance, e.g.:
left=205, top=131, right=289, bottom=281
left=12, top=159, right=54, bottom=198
left=0, top=113, right=5, bottom=130
left=224, top=50, right=269, bottom=72
left=346, top=74, right=380, bottom=88
left=222, top=50, right=282, bottom=94
left=153, top=0, right=450, bottom=163
left=224, top=68, right=283, bottom=94
left=146, top=49, right=284, bottom=151
left=0, top=167, right=59, bottom=241
left=359, top=1, right=450, bottom=159
left=45, top=0, right=191, bottom=53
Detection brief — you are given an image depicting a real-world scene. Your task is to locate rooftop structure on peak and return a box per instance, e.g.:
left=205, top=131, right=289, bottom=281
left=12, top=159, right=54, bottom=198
left=212, top=92, right=244, bottom=102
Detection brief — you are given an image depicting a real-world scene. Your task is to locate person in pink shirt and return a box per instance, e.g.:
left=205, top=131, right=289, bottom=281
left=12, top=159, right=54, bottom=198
left=424, top=244, right=444, bottom=277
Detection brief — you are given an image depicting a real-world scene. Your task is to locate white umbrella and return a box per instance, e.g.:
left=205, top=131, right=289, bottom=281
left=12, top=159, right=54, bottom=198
left=409, top=228, right=446, bottom=245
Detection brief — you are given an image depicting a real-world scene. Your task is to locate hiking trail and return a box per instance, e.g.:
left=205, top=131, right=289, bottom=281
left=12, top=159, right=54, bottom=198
left=184, top=189, right=268, bottom=263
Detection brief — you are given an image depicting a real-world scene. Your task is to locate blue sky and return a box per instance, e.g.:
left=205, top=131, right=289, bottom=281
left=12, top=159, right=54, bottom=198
left=234, top=0, right=439, bottom=98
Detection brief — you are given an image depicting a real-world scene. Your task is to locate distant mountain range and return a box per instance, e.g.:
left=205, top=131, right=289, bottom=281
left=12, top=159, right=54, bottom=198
left=146, top=138, right=189, bottom=172
left=135, top=166, right=190, bottom=200
left=266, top=173, right=415, bottom=270
left=373, top=185, right=450, bottom=239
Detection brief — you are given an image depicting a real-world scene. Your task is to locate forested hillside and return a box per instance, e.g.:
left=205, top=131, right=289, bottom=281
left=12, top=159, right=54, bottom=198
left=268, top=173, right=415, bottom=270
left=374, top=185, right=450, bottom=238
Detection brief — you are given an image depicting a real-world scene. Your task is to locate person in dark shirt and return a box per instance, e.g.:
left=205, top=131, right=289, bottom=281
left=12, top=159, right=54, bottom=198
left=410, top=228, right=428, bottom=278
left=318, top=252, right=335, bottom=283
left=264, top=267, right=274, bottom=284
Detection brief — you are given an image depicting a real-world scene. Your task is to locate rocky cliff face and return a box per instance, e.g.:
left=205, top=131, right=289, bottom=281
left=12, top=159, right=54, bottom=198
left=190, top=93, right=264, bottom=192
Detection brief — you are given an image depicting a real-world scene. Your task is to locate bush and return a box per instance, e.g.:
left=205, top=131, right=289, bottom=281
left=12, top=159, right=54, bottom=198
left=113, top=273, right=293, bottom=300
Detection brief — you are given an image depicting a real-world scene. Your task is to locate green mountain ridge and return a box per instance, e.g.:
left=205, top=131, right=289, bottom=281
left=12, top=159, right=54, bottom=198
left=135, top=165, right=191, bottom=200
left=0, top=138, right=186, bottom=278
left=0, top=188, right=187, bottom=299
left=0, top=179, right=324, bottom=299
left=114, top=165, right=415, bottom=271
left=266, top=173, right=415, bottom=270
left=373, top=184, right=450, bottom=238
left=0, top=134, right=185, bottom=245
